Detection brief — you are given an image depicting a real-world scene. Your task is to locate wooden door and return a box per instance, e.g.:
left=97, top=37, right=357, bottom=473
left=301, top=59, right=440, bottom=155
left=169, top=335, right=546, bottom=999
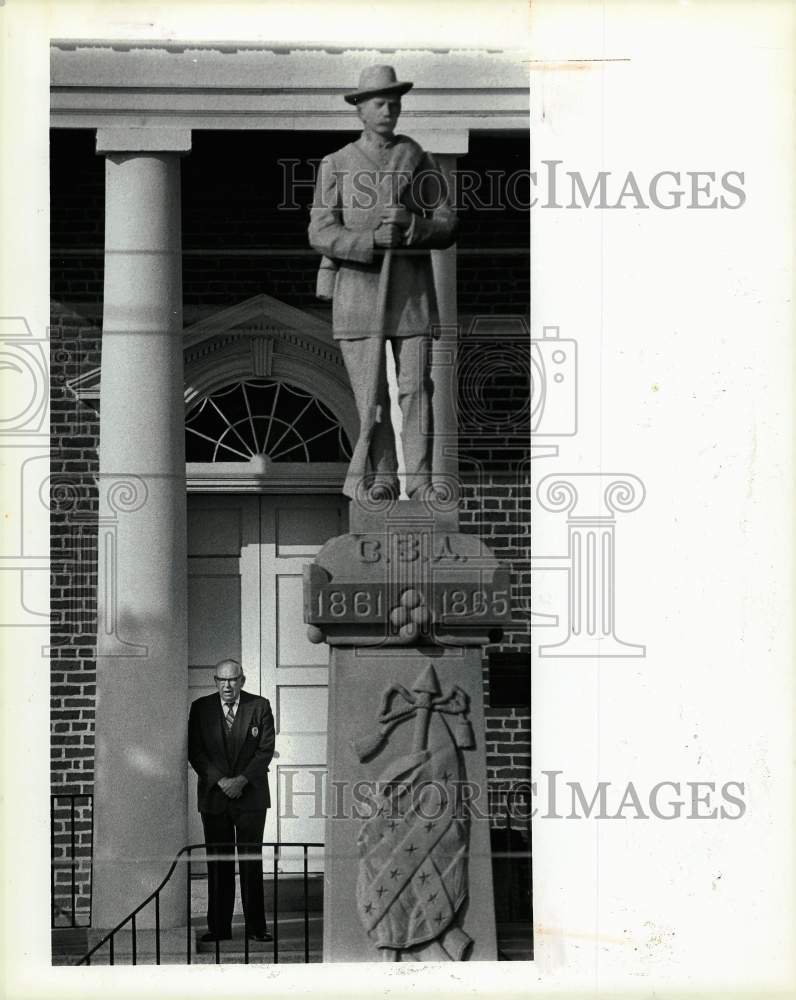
left=186, top=495, right=261, bottom=859
left=186, top=493, right=346, bottom=872
left=259, top=497, right=346, bottom=872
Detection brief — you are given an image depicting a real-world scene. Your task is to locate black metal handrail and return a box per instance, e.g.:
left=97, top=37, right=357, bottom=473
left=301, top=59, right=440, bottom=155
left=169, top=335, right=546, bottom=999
left=77, top=841, right=323, bottom=966
left=51, top=793, right=94, bottom=928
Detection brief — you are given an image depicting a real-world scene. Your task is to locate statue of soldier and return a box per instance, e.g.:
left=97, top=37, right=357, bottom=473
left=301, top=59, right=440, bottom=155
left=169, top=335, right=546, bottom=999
left=308, top=65, right=458, bottom=501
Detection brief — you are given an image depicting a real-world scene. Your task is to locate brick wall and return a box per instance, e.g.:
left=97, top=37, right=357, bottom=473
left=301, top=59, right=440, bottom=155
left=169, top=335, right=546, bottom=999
left=50, top=301, right=102, bottom=924
left=460, top=472, right=531, bottom=806
left=456, top=292, right=531, bottom=804
left=49, top=127, right=530, bottom=922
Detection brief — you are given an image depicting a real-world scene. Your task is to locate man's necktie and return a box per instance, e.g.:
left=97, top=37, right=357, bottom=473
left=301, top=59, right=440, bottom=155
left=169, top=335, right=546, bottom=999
left=225, top=704, right=235, bottom=732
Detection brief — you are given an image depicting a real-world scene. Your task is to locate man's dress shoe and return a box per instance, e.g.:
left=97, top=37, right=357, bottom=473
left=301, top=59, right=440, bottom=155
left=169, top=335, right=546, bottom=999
left=248, top=929, right=273, bottom=942
left=200, top=931, right=231, bottom=942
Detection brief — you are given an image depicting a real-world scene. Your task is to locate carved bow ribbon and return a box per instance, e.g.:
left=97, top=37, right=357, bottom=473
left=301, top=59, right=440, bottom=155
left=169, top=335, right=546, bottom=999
left=352, top=664, right=475, bottom=775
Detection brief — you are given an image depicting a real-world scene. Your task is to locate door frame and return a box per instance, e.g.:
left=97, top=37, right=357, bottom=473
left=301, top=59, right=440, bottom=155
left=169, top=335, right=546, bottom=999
left=187, top=461, right=348, bottom=494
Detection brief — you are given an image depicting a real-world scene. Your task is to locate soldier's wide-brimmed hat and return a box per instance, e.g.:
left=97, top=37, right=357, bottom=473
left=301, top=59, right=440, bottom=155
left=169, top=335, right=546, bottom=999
left=344, top=65, right=413, bottom=105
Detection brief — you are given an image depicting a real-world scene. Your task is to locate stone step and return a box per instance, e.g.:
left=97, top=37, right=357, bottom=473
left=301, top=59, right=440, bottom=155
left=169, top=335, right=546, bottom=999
left=194, top=914, right=323, bottom=959
left=56, top=914, right=324, bottom=966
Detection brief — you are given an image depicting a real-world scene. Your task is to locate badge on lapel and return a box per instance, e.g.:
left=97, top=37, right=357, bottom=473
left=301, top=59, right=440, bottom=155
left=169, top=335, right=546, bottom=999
left=251, top=725, right=259, bottom=738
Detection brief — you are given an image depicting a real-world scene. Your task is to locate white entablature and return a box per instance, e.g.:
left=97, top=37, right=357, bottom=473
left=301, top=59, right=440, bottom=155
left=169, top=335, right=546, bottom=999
left=50, top=41, right=529, bottom=134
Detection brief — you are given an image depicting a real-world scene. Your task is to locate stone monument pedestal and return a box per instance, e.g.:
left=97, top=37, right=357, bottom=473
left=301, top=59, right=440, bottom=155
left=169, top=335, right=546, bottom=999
left=304, top=497, right=508, bottom=962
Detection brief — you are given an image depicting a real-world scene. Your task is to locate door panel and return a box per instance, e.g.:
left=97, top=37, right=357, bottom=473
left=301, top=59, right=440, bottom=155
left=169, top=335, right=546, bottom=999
left=187, top=569, right=242, bottom=666
left=276, top=685, right=328, bottom=732
left=276, top=574, right=329, bottom=666
left=187, top=505, right=243, bottom=556
left=275, top=504, right=343, bottom=553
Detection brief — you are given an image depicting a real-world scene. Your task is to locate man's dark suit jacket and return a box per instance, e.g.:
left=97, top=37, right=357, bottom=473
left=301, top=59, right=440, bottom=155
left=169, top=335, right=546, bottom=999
left=188, top=690, right=275, bottom=814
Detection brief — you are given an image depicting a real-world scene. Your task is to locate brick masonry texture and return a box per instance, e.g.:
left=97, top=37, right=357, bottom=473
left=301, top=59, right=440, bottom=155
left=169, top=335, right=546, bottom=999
left=50, top=128, right=530, bottom=921
left=50, top=299, right=102, bottom=924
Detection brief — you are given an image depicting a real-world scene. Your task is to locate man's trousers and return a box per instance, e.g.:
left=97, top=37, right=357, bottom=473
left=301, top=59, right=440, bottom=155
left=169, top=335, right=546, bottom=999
left=339, top=334, right=432, bottom=498
left=200, top=809, right=267, bottom=937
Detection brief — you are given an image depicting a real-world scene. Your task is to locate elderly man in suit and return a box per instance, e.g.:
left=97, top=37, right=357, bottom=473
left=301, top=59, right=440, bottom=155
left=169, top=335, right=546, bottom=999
left=309, top=64, right=458, bottom=501
left=188, top=658, right=275, bottom=943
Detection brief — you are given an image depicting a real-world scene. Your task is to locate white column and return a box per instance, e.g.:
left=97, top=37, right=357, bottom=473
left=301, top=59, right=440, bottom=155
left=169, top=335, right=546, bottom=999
left=92, top=128, right=192, bottom=930
left=411, top=131, right=468, bottom=503
left=430, top=151, right=460, bottom=499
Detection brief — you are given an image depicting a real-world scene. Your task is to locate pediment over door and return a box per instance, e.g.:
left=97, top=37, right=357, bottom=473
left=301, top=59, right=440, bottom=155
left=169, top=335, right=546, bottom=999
left=183, top=295, right=355, bottom=492
left=183, top=293, right=351, bottom=413
left=68, top=294, right=357, bottom=492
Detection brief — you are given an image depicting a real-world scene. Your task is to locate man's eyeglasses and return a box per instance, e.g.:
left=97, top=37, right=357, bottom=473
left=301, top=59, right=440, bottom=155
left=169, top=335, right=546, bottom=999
left=214, top=675, right=243, bottom=685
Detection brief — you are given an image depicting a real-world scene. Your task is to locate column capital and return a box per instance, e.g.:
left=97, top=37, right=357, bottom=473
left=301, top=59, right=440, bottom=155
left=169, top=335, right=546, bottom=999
left=409, top=130, right=469, bottom=156
left=96, top=127, right=192, bottom=155
left=537, top=473, right=646, bottom=520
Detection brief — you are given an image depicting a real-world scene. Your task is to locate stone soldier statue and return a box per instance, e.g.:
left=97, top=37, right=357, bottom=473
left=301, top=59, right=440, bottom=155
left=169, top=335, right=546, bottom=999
left=308, top=64, right=458, bottom=500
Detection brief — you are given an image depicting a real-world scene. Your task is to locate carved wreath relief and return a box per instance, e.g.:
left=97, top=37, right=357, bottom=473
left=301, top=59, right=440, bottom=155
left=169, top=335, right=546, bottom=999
left=351, top=664, right=475, bottom=961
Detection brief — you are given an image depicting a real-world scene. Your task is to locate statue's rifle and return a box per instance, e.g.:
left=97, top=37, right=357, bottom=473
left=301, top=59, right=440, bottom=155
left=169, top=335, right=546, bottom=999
left=342, top=228, right=395, bottom=499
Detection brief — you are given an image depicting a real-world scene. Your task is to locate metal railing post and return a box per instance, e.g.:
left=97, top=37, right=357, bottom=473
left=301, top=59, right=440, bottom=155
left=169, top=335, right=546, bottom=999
left=186, top=848, right=192, bottom=965
left=50, top=792, right=95, bottom=930
left=70, top=796, right=76, bottom=927
left=88, top=793, right=95, bottom=927
left=155, top=893, right=161, bottom=965
left=303, top=845, right=310, bottom=964
left=50, top=797, right=55, bottom=927
left=272, top=844, right=279, bottom=963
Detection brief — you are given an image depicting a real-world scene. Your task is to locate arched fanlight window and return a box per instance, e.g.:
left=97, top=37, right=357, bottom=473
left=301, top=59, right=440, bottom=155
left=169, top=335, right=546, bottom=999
left=186, top=379, right=352, bottom=463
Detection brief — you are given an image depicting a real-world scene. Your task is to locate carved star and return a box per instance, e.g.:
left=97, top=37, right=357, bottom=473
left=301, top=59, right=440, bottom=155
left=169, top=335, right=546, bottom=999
left=405, top=843, right=417, bottom=854
left=442, top=771, right=453, bottom=783
left=427, top=892, right=438, bottom=903
left=434, top=912, right=444, bottom=925
left=387, top=819, right=399, bottom=831
left=418, top=871, right=430, bottom=884
left=376, top=886, right=389, bottom=898
left=424, top=821, right=435, bottom=831
left=390, top=868, right=401, bottom=880
left=364, top=902, right=374, bottom=914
